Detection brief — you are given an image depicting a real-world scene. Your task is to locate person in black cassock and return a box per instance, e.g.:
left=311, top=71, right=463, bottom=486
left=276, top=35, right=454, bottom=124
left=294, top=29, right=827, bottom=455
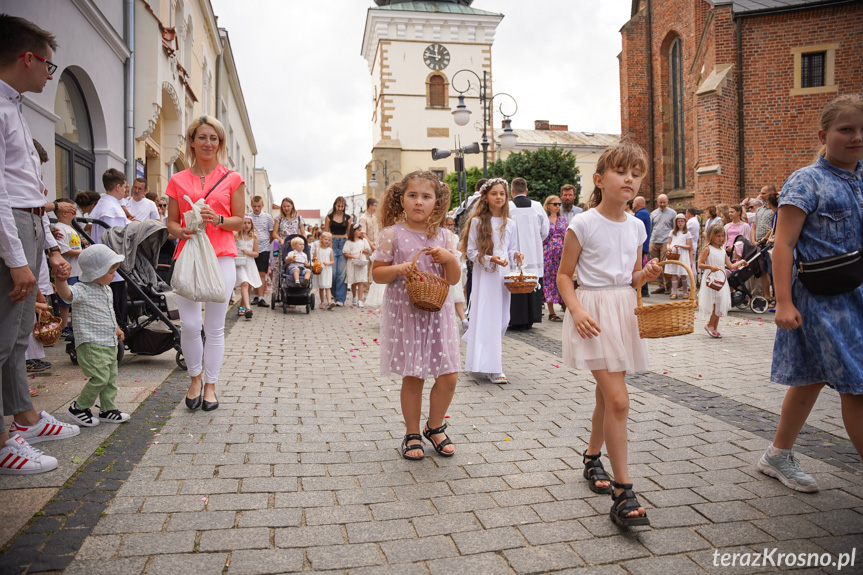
left=508, top=178, right=549, bottom=329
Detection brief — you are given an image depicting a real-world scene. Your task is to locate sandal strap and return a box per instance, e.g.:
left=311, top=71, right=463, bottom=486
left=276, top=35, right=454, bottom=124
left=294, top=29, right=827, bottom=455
left=424, top=421, right=448, bottom=436
left=611, top=481, right=633, bottom=490
left=583, top=450, right=602, bottom=461
left=404, top=433, right=423, bottom=443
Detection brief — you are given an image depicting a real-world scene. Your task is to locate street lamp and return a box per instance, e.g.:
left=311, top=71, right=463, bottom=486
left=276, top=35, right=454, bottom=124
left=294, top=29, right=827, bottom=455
left=451, top=69, right=518, bottom=177
left=366, top=159, right=403, bottom=190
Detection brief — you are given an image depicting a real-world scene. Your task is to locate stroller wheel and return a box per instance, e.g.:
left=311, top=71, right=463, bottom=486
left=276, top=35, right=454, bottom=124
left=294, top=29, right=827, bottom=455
left=270, top=294, right=276, bottom=310
left=282, top=299, right=288, bottom=314
left=117, top=342, right=125, bottom=364
left=750, top=296, right=769, bottom=314
left=176, top=351, right=187, bottom=371
left=67, top=341, right=78, bottom=365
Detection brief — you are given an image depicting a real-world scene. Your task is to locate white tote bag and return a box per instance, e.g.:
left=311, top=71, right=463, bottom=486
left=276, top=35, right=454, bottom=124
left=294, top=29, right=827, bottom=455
left=170, top=195, right=226, bottom=302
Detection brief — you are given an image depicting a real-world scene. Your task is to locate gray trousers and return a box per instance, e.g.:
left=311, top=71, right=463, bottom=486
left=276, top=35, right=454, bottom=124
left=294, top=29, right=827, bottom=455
left=0, top=210, right=43, bottom=421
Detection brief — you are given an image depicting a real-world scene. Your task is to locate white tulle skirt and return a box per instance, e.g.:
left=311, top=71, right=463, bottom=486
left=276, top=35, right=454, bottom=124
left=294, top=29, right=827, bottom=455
left=364, top=280, right=385, bottom=307
left=562, top=286, right=649, bottom=374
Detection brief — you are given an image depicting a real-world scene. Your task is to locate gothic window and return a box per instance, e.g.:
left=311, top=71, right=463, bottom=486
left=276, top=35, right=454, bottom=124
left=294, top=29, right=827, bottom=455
left=801, top=52, right=825, bottom=88
left=427, top=74, right=448, bottom=108
left=54, top=71, right=94, bottom=199
left=669, top=38, right=685, bottom=190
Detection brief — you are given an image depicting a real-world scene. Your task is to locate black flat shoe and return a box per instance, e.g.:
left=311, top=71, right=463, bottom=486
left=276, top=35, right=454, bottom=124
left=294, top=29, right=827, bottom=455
left=185, top=389, right=202, bottom=411
left=202, top=394, right=219, bottom=411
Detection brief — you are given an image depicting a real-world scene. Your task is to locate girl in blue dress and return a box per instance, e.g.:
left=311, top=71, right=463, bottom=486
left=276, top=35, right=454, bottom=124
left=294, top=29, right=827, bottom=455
left=759, top=94, right=863, bottom=492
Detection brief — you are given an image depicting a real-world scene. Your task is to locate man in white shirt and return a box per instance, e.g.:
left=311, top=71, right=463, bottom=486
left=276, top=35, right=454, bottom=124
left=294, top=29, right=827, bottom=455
left=89, top=168, right=129, bottom=323
left=248, top=195, right=274, bottom=307
left=122, top=177, right=159, bottom=222
left=0, top=14, right=78, bottom=475
left=508, top=177, right=549, bottom=329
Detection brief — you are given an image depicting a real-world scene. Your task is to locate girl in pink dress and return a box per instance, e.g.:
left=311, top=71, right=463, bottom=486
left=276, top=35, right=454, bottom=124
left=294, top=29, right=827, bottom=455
left=371, top=172, right=462, bottom=461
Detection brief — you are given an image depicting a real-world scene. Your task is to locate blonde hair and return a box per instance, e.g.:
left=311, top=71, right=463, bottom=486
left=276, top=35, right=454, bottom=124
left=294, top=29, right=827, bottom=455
left=543, top=195, right=561, bottom=215
left=320, top=231, right=332, bottom=243
left=816, top=93, right=863, bottom=160
left=379, top=171, right=449, bottom=239
left=458, top=179, right=510, bottom=261
left=290, top=236, right=304, bottom=250
left=185, top=115, right=228, bottom=166
left=237, top=217, right=257, bottom=241
left=590, top=139, right=648, bottom=208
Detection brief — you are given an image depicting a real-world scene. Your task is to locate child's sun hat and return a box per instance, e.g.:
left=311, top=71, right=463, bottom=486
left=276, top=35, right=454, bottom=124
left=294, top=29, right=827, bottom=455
left=78, top=244, right=124, bottom=282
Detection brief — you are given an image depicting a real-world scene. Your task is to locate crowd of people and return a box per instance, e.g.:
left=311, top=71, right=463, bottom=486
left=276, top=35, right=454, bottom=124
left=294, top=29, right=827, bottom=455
left=2, top=14, right=862, bottom=534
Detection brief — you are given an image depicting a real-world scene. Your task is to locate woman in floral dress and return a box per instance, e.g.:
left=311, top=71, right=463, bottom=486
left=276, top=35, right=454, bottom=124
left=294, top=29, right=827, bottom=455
left=542, top=195, right=566, bottom=321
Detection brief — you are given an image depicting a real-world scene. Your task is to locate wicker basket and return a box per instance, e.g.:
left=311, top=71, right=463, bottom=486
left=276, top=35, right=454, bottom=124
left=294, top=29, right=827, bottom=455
left=311, top=257, right=323, bottom=275
left=634, top=260, right=697, bottom=339
left=405, top=248, right=449, bottom=312
left=504, top=265, right=539, bottom=294
left=33, top=310, right=62, bottom=346
left=705, top=269, right=726, bottom=291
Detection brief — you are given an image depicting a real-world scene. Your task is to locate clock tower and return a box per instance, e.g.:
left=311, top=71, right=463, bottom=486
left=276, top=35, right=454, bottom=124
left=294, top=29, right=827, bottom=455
left=361, top=0, right=503, bottom=196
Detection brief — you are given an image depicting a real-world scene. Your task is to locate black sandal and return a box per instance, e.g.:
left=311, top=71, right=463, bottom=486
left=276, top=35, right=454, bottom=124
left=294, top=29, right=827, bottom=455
left=548, top=313, right=563, bottom=322
left=400, top=434, right=424, bottom=460
left=583, top=451, right=613, bottom=494
left=423, top=421, right=454, bottom=457
left=609, top=481, right=650, bottom=527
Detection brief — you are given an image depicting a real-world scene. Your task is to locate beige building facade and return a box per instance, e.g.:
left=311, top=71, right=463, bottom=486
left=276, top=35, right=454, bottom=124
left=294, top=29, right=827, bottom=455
left=361, top=1, right=504, bottom=199
left=134, top=0, right=256, bottom=198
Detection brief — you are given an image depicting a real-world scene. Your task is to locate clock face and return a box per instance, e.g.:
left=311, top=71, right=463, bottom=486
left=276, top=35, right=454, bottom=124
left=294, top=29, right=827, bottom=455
left=423, top=43, right=450, bottom=71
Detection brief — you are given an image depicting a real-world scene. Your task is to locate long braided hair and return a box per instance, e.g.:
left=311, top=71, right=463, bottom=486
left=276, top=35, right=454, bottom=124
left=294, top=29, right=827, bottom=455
left=378, top=171, right=450, bottom=238
left=458, top=178, right=510, bottom=261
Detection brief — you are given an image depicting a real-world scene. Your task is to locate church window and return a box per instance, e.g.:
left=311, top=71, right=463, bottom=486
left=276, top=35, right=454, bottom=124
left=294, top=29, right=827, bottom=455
left=669, top=38, right=685, bottom=190
left=800, top=52, right=825, bottom=88
left=427, top=74, right=448, bottom=109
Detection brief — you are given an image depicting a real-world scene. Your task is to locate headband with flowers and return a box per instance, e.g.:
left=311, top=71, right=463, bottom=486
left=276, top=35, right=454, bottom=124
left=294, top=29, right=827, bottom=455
left=479, top=178, right=509, bottom=195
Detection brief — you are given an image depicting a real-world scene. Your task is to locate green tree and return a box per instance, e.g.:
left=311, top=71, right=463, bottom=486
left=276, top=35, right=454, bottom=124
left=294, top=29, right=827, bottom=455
left=444, top=166, right=484, bottom=210
left=487, top=146, right=580, bottom=204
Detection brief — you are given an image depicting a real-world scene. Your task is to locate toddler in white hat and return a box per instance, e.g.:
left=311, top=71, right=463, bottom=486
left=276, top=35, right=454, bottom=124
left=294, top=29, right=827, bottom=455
left=54, top=244, right=131, bottom=426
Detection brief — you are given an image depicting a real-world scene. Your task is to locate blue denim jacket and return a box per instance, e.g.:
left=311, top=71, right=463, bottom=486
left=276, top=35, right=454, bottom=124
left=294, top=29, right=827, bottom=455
left=779, top=157, right=863, bottom=262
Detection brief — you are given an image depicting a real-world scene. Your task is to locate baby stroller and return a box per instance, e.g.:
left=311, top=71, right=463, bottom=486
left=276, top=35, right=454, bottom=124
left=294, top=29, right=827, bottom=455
left=727, top=234, right=770, bottom=314
left=70, top=217, right=187, bottom=369
left=271, top=234, right=316, bottom=314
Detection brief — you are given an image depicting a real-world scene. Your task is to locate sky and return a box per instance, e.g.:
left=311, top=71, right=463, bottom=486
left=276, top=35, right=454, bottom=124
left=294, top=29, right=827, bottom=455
left=209, top=0, right=633, bottom=214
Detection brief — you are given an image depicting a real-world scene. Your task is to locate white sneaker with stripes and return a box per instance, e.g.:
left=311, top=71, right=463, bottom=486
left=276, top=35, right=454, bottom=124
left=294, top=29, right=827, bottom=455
left=10, top=410, right=80, bottom=444
left=0, top=434, right=58, bottom=475
left=98, top=409, right=130, bottom=423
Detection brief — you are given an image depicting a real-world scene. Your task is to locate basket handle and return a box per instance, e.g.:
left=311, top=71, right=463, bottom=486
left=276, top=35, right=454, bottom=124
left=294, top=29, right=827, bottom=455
left=636, top=259, right=696, bottom=309
left=409, top=248, right=447, bottom=283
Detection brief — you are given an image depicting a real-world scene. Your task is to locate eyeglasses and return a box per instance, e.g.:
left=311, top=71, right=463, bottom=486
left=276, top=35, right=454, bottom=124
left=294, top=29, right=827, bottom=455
left=18, top=52, right=57, bottom=75
left=550, top=202, right=562, bottom=206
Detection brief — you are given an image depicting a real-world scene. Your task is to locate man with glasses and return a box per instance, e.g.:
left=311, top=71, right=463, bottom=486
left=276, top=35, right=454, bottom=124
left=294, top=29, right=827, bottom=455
left=0, top=14, right=80, bottom=476
left=122, top=177, right=159, bottom=222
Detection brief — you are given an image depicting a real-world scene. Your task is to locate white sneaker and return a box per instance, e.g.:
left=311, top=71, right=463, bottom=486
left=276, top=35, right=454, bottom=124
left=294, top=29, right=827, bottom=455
left=10, top=410, right=80, bottom=444
left=335, top=301, right=344, bottom=307
left=352, top=297, right=358, bottom=307
left=98, top=409, right=130, bottom=423
left=0, top=434, right=58, bottom=475
left=358, top=301, right=364, bottom=308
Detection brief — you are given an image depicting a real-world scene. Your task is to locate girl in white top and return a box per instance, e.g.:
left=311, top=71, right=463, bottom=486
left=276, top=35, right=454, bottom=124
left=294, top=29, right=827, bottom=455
left=698, top=223, right=746, bottom=337
left=445, top=215, right=468, bottom=330
left=557, top=140, right=661, bottom=528
left=313, top=232, right=335, bottom=309
left=344, top=223, right=372, bottom=307
left=460, top=178, right=524, bottom=384
left=666, top=213, right=693, bottom=299
left=234, top=216, right=261, bottom=319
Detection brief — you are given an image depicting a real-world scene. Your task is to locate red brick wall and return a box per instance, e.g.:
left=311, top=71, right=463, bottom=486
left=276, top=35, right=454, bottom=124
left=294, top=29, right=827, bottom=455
left=740, top=5, right=863, bottom=194
left=619, top=1, right=863, bottom=209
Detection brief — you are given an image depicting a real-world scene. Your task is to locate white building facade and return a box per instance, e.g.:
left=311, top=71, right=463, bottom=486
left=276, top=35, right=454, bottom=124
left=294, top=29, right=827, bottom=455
left=361, top=0, right=503, bottom=198
left=11, top=0, right=130, bottom=201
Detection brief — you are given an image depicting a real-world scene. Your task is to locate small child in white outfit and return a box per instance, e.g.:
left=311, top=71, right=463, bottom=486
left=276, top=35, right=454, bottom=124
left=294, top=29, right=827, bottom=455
left=285, top=236, right=311, bottom=286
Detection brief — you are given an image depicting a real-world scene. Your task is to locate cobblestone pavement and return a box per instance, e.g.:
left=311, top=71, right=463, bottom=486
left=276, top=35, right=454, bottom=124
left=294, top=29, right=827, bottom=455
left=4, top=300, right=862, bottom=574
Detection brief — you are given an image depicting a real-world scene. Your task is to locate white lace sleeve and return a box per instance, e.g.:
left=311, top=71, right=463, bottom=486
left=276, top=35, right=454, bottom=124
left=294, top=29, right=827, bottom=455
left=446, top=229, right=462, bottom=261
left=371, top=226, right=395, bottom=263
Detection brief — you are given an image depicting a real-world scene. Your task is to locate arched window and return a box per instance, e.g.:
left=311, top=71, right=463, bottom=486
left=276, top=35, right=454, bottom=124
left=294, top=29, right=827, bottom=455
left=669, top=38, right=685, bottom=190
left=54, top=71, right=94, bottom=199
left=427, top=74, right=447, bottom=108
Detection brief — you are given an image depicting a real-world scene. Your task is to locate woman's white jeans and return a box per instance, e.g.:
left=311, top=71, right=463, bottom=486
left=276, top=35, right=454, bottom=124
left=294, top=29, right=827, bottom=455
left=175, top=256, right=236, bottom=384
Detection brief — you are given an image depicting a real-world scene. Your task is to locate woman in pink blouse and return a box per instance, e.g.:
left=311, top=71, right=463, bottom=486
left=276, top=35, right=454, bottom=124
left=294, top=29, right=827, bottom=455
left=166, top=116, right=245, bottom=412
left=723, top=205, right=751, bottom=259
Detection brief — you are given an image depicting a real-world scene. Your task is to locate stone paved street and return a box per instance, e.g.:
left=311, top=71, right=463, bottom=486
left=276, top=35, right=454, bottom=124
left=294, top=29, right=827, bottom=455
left=4, top=300, right=862, bottom=574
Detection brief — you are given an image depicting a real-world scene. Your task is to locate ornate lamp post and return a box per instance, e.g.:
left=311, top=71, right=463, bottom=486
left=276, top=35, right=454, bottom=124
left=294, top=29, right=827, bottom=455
left=450, top=69, right=518, bottom=177
left=366, top=159, right=403, bottom=190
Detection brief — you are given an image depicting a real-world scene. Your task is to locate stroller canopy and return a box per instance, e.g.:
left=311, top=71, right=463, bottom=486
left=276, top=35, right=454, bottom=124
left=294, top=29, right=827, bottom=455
left=101, top=220, right=171, bottom=291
